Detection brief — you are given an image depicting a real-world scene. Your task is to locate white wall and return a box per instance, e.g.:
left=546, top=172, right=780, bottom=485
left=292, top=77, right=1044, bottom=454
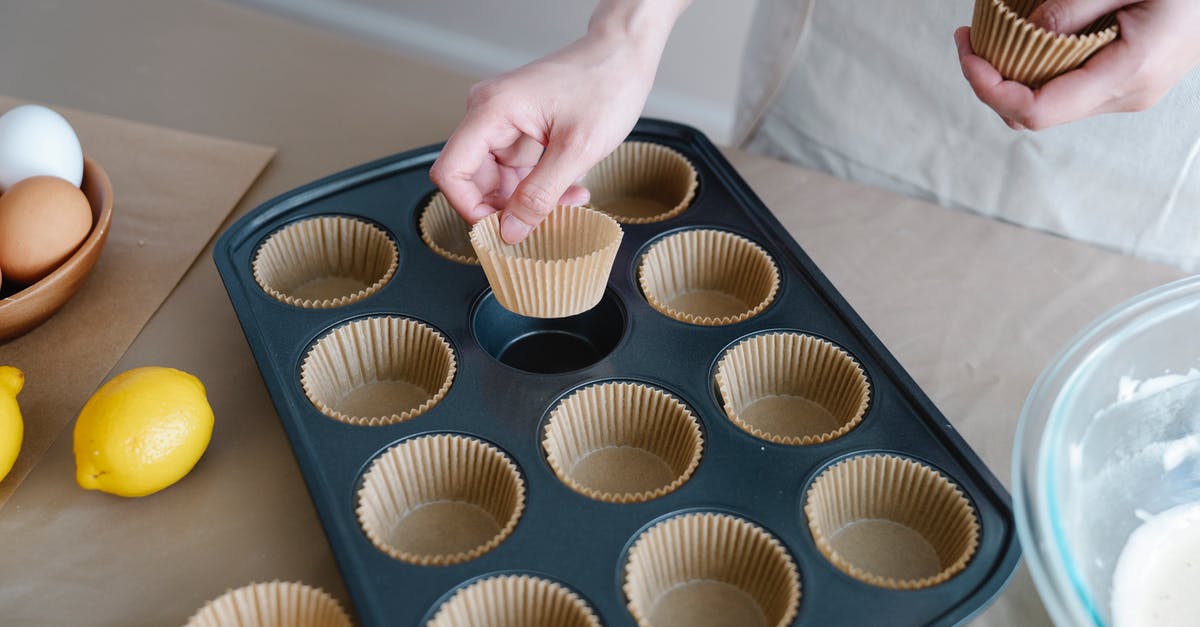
left=234, top=0, right=756, bottom=144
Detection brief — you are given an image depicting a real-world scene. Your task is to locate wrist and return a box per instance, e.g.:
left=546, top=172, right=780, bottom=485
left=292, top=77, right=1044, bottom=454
left=587, top=0, right=689, bottom=55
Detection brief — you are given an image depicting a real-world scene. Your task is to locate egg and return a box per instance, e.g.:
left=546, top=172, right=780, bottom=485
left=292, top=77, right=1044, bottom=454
left=0, top=105, right=84, bottom=192
left=0, top=176, right=93, bottom=284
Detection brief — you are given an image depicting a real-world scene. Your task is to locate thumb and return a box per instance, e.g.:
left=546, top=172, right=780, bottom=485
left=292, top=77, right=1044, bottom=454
left=501, top=140, right=593, bottom=244
left=1027, top=0, right=1135, bottom=34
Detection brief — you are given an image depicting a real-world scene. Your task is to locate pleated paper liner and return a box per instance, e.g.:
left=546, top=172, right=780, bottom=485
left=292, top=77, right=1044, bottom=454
left=184, top=581, right=351, bottom=627
left=638, top=229, right=779, bottom=326
left=623, top=512, right=800, bottom=627
left=542, top=382, right=703, bottom=503
left=971, top=0, right=1118, bottom=87
left=356, top=434, right=525, bottom=566
left=470, top=204, right=623, bottom=318
left=715, top=332, right=870, bottom=445
left=419, top=192, right=478, bottom=265
left=581, top=141, right=698, bottom=224
left=299, top=316, right=456, bottom=426
left=804, top=454, right=980, bottom=590
left=428, top=575, right=600, bottom=627
left=252, top=215, right=398, bottom=308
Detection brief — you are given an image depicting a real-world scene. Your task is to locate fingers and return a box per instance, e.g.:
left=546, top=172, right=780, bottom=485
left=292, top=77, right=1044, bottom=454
left=955, top=28, right=1038, bottom=125
left=1027, top=0, right=1137, bottom=33
left=955, top=26, right=1135, bottom=129
left=430, top=115, right=519, bottom=223
left=560, top=184, right=591, bottom=207
left=501, top=137, right=596, bottom=244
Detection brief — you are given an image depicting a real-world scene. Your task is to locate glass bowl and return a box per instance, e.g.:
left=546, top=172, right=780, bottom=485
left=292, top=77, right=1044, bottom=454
left=1015, top=275, right=1200, bottom=625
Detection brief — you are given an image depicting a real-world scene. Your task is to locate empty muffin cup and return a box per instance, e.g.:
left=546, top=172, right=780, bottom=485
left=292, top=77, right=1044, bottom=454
left=252, top=215, right=398, bottom=308
left=471, top=204, right=623, bottom=318
left=428, top=575, right=600, bottom=627
left=804, top=454, right=980, bottom=589
left=715, top=332, right=869, bottom=445
left=420, top=192, right=479, bottom=265
left=184, top=581, right=352, bottom=627
left=638, top=229, right=779, bottom=326
left=356, top=434, right=525, bottom=566
left=543, top=382, right=703, bottom=503
left=624, top=512, right=800, bottom=627
left=581, top=141, right=698, bottom=224
left=971, top=0, right=1118, bottom=87
left=300, top=316, right=456, bottom=426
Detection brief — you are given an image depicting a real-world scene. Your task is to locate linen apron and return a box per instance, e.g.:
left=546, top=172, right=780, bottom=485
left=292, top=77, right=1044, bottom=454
left=735, top=0, right=1200, bottom=271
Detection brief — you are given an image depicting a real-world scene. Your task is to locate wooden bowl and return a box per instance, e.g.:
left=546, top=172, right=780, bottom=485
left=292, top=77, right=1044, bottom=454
left=0, top=157, right=114, bottom=342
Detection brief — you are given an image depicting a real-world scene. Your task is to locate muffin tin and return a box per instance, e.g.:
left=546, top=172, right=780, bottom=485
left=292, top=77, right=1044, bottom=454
left=213, top=119, right=1019, bottom=626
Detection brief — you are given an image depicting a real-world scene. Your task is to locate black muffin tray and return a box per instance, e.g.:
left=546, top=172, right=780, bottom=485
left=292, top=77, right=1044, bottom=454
left=213, top=119, right=1019, bottom=626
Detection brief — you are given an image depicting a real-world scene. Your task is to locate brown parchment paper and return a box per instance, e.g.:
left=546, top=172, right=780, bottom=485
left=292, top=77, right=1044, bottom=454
left=0, top=94, right=275, bottom=507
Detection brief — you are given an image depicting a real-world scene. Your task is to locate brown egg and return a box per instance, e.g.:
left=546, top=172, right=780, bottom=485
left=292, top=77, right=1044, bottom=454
left=0, top=176, right=93, bottom=284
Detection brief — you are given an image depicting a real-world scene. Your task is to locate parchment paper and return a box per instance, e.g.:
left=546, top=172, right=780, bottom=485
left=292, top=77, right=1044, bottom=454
left=0, top=95, right=274, bottom=508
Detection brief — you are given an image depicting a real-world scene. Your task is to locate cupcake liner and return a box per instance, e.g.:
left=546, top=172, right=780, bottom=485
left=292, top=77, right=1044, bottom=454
left=428, top=575, right=600, bottom=627
left=804, top=454, right=980, bottom=590
left=419, top=193, right=479, bottom=265
left=252, top=215, right=398, bottom=308
left=356, top=434, right=525, bottom=566
left=471, top=204, right=623, bottom=318
left=638, top=229, right=779, bottom=326
left=581, top=141, right=698, bottom=224
left=184, top=581, right=351, bottom=627
left=971, top=0, right=1118, bottom=87
left=623, top=512, right=800, bottom=627
left=715, top=332, right=870, bottom=445
left=542, top=382, right=703, bottom=503
left=300, top=316, right=456, bottom=426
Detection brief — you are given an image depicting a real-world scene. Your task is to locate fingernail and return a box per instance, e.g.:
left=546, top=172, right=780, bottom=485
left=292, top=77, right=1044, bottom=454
left=501, top=213, right=532, bottom=244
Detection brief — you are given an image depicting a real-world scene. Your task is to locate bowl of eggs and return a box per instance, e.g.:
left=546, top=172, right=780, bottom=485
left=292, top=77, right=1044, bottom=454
left=0, top=105, right=113, bottom=342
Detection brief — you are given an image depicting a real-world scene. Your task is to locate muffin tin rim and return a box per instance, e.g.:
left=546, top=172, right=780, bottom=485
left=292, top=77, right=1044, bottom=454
left=468, top=286, right=632, bottom=377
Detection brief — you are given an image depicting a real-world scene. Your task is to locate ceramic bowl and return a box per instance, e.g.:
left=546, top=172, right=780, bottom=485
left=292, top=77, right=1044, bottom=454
left=0, top=157, right=114, bottom=342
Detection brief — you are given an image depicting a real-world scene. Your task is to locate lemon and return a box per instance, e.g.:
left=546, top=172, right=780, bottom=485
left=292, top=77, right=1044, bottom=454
left=0, top=366, right=24, bottom=483
left=74, top=366, right=214, bottom=497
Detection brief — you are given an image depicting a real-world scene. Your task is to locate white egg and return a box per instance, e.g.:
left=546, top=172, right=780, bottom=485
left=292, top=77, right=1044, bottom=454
left=0, top=105, right=84, bottom=192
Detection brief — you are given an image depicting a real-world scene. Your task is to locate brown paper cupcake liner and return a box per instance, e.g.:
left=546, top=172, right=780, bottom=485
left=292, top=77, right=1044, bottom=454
left=428, top=575, right=600, bottom=627
left=804, top=454, right=980, bottom=590
left=638, top=229, right=779, bottom=326
left=624, top=512, right=800, bottom=627
left=356, top=434, right=525, bottom=566
left=971, top=0, right=1118, bottom=87
left=419, top=192, right=479, bottom=265
left=582, top=141, right=698, bottom=224
left=542, top=382, right=703, bottom=503
left=184, top=581, right=352, bottom=627
left=252, top=215, right=398, bottom=308
left=300, top=316, right=456, bottom=426
left=471, top=204, right=623, bottom=318
left=715, top=332, right=870, bottom=445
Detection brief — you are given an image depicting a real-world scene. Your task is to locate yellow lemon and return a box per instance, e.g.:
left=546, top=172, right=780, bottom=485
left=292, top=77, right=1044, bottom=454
left=74, top=366, right=214, bottom=497
left=0, top=366, right=24, bottom=483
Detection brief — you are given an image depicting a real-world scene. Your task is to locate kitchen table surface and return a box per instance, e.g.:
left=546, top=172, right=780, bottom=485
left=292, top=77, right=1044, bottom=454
left=0, top=1, right=1187, bottom=625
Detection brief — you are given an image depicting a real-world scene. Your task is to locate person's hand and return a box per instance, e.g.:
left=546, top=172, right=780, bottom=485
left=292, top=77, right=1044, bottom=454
left=430, top=1, right=688, bottom=243
left=955, top=0, right=1200, bottom=130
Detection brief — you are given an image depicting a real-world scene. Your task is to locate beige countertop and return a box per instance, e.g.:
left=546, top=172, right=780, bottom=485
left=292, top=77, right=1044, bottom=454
left=0, top=1, right=1187, bottom=625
